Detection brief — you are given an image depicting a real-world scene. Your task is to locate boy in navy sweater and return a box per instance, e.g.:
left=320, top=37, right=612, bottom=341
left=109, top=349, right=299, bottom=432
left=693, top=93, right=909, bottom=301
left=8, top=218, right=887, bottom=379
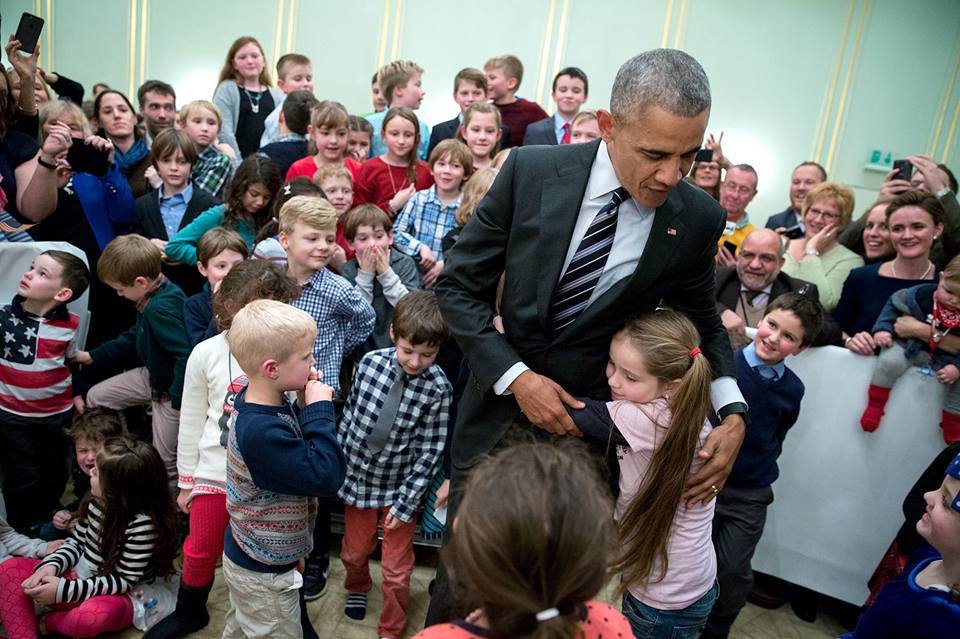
left=702, top=292, right=823, bottom=639
left=223, top=299, right=345, bottom=638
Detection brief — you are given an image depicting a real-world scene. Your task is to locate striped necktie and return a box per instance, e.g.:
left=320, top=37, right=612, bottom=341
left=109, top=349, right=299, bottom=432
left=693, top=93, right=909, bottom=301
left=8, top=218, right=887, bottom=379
left=550, top=187, right=629, bottom=333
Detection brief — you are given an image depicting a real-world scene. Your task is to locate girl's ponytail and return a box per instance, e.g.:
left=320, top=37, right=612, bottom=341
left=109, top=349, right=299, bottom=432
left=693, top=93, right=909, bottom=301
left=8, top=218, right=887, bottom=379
left=613, top=311, right=713, bottom=595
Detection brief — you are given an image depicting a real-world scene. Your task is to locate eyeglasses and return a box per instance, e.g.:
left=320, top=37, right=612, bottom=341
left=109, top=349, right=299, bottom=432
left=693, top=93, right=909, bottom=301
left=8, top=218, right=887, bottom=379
left=806, top=207, right=840, bottom=222
left=722, top=182, right=754, bottom=196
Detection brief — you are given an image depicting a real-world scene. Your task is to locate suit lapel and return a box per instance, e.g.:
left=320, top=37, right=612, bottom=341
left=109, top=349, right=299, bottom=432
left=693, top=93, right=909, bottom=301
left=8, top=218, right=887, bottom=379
left=535, top=142, right=597, bottom=330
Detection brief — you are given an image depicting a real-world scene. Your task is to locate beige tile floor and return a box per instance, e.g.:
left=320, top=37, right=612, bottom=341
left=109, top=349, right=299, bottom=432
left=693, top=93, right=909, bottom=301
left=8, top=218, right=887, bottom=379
left=103, top=552, right=850, bottom=639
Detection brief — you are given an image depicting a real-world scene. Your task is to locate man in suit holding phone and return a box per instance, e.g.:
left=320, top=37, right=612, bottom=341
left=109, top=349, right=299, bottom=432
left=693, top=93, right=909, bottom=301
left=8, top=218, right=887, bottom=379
left=427, top=48, right=747, bottom=622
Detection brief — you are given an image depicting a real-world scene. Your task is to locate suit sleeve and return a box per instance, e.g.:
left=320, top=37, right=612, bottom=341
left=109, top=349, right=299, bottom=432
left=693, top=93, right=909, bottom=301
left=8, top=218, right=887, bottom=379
left=663, top=208, right=737, bottom=380
left=434, top=151, right=525, bottom=392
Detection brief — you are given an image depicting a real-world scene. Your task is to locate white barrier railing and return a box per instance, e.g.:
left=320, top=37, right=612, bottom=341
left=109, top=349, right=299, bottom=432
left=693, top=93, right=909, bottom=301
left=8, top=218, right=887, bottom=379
left=751, top=343, right=945, bottom=605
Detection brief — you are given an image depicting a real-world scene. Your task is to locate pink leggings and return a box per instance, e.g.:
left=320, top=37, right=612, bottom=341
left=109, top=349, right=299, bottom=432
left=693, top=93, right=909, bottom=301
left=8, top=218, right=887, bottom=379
left=181, top=492, right=230, bottom=588
left=0, top=557, right=133, bottom=639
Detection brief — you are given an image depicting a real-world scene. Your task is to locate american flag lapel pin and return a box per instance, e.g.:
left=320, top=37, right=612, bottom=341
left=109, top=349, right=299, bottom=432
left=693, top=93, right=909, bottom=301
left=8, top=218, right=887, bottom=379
left=667, top=227, right=678, bottom=236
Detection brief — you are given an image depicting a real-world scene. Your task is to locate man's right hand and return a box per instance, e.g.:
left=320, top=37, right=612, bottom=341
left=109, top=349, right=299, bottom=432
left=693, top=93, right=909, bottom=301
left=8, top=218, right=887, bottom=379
left=720, top=309, right=745, bottom=334
left=509, top=370, right=584, bottom=436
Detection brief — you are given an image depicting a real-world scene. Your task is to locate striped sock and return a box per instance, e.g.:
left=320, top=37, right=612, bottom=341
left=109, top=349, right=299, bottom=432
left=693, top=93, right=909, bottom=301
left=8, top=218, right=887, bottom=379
left=344, top=592, right=367, bottom=620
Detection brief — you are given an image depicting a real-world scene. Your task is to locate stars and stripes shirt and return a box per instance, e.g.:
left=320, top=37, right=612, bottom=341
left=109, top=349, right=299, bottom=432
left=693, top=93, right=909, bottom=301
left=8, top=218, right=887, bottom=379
left=393, top=186, right=461, bottom=263
left=291, top=268, right=375, bottom=393
left=338, top=348, right=450, bottom=522
left=0, top=296, right=79, bottom=417
left=192, top=145, right=232, bottom=198
left=36, top=499, right=157, bottom=603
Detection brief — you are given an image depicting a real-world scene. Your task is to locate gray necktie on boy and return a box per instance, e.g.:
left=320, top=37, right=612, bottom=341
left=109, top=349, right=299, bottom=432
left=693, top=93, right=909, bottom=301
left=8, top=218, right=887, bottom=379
left=366, top=363, right=406, bottom=453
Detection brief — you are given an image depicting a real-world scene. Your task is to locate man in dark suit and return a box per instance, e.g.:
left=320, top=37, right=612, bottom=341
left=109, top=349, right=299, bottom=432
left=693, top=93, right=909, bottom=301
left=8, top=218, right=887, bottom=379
left=522, top=66, right=589, bottom=146
left=765, top=161, right=826, bottom=230
left=715, top=227, right=839, bottom=347
left=428, top=49, right=747, bottom=622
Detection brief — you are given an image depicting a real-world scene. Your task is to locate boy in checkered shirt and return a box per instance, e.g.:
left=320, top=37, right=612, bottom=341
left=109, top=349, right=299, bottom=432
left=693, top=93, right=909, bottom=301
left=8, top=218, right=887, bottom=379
left=337, top=290, right=451, bottom=639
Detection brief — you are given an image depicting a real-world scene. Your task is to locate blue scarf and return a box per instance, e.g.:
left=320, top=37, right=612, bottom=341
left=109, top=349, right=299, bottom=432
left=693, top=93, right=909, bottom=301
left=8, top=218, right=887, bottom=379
left=113, top=138, right=148, bottom=176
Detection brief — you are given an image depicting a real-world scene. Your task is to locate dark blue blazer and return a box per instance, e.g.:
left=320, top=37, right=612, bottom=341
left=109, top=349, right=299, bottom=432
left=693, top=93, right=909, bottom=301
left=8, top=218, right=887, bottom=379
left=522, top=117, right=558, bottom=146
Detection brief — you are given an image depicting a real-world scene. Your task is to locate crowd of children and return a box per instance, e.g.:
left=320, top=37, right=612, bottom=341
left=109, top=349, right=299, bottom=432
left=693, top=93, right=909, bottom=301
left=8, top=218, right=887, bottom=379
left=0, top=32, right=958, bottom=639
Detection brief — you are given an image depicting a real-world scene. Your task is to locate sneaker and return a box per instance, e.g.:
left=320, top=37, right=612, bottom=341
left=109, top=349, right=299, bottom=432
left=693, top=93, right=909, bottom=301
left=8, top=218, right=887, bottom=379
left=344, top=592, right=367, bottom=620
left=303, top=556, right=329, bottom=601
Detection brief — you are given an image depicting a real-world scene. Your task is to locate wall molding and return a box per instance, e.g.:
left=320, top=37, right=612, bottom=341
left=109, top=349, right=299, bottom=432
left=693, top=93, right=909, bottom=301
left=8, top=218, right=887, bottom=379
left=533, top=0, right=557, bottom=113
left=825, top=0, right=871, bottom=174
left=811, top=0, right=856, bottom=164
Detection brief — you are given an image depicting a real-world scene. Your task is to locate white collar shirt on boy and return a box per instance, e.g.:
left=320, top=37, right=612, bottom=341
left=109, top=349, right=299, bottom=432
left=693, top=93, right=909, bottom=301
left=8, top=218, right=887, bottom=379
left=742, top=341, right=785, bottom=381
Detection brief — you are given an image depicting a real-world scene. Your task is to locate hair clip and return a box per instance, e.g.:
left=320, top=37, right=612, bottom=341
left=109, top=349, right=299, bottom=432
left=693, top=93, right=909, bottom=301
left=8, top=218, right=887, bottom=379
left=948, top=453, right=960, bottom=513
left=535, top=608, right=559, bottom=622
left=283, top=184, right=293, bottom=196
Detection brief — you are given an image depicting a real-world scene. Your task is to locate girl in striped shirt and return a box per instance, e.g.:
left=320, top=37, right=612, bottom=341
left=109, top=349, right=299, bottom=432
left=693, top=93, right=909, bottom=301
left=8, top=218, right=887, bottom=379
left=0, top=438, right=178, bottom=638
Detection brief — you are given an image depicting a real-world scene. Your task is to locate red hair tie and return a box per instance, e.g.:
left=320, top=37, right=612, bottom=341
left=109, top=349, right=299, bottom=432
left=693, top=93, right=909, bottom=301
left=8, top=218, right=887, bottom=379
left=689, top=346, right=702, bottom=358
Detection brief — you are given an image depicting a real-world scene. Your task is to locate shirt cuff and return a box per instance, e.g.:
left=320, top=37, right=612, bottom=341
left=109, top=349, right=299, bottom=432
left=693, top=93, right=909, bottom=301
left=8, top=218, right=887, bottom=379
left=492, top=362, right=529, bottom=396
left=711, top=376, right=747, bottom=418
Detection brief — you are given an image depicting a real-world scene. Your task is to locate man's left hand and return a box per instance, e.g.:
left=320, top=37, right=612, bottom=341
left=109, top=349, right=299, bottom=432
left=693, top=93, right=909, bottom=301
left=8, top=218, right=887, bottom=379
left=683, top=413, right=745, bottom=507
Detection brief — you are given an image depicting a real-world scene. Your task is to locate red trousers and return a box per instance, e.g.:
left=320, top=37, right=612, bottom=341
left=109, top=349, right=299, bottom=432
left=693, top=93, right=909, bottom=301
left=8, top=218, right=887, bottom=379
left=340, top=506, right=416, bottom=639
left=181, top=492, right=230, bottom=588
left=0, top=557, right=133, bottom=638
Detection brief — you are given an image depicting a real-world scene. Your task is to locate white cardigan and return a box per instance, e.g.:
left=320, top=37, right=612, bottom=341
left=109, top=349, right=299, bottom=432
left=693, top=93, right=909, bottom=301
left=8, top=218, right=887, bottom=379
left=177, top=332, right=247, bottom=493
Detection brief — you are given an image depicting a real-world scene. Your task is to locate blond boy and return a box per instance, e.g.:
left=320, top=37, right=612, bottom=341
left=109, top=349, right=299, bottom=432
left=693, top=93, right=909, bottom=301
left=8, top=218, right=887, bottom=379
left=176, top=100, right=232, bottom=197
left=365, top=60, right=430, bottom=160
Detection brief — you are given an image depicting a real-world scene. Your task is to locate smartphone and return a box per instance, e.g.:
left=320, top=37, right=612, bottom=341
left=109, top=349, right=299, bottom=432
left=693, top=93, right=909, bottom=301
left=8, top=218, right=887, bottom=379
left=783, top=224, right=805, bottom=240
left=893, top=158, right=913, bottom=182
left=15, top=13, right=44, bottom=55
left=67, top=141, right=110, bottom=177
left=695, top=148, right=714, bottom=163
left=723, top=240, right=738, bottom=255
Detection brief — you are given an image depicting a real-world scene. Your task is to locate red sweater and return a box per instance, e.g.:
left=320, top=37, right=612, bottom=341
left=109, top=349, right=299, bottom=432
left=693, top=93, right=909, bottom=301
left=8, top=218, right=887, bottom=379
left=284, top=156, right=361, bottom=183
left=354, top=156, right=434, bottom=219
left=496, top=98, right=549, bottom=148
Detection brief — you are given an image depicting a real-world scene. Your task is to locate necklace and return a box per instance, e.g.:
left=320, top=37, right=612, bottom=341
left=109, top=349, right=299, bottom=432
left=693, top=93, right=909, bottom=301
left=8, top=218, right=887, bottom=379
left=891, top=259, right=934, bottom=280
left=242, top=87, right=263, bottom=114
left=386, top=162, right=409, bottom=196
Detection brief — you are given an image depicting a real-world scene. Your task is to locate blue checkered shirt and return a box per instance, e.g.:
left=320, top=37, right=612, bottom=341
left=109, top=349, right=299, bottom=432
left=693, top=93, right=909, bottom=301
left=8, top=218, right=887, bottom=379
left=393, top=186, right=461, bottom=262
left=291, top=268, right=375, bottom=393
left=337, top=348, right=451, bottom=522
left=191, top=146, right=232, bottom=198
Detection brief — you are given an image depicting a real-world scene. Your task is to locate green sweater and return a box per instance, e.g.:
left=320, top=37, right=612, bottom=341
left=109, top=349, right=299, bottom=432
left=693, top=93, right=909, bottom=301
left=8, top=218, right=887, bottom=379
left=164, top=204, right=257, bottom=266
left=89, top=280, right=191, bottom=409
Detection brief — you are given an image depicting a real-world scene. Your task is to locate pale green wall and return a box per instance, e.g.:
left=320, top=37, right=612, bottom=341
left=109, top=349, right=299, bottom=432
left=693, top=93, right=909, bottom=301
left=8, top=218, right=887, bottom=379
left=2, top=0, right=959, bottom=222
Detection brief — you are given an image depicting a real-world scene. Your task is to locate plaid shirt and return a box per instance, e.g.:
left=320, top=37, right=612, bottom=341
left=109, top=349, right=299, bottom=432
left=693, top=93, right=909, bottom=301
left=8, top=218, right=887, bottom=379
left=192, top=146, right=232, bottom=198
left=393, top=186, right=461, bottom=262
left=338, top=347, right=450, bottom=522
left=291, top=268, right=374, bottom=393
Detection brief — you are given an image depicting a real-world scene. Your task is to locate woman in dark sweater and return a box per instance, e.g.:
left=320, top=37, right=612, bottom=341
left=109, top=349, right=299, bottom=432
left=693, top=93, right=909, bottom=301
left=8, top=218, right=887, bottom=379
left=838, top=192, right=943, bottom=356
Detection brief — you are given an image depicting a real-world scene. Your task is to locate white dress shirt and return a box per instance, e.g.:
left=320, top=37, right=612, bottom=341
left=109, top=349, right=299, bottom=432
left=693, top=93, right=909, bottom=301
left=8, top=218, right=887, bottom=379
left=493, top=141, right=745, bottom=412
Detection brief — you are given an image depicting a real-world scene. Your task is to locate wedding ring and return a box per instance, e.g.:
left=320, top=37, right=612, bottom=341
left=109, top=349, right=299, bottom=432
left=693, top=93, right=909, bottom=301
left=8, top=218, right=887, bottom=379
left=711, top=484, right=719, bottom=494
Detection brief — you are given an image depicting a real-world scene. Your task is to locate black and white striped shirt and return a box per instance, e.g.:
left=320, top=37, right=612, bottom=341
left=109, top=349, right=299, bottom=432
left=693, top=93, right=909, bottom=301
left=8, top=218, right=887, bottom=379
left=37, top=500, right=157, bottom=603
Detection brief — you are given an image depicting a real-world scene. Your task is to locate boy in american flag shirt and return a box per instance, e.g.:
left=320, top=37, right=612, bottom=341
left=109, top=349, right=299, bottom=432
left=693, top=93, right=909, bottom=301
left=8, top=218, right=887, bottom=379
left=0, top=250, right=89, bottom=530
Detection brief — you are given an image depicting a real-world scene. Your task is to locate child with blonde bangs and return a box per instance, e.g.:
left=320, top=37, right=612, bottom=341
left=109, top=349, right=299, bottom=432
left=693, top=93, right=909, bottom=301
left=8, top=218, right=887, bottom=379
left=175, top=100, right=232, bottom=197
left=568, top=311, right=718, bottom=638
left=285, top=100, right=361, bottom=183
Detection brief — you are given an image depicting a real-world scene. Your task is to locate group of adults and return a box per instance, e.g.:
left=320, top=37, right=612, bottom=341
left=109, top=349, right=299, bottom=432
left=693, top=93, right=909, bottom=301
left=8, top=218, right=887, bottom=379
left=689, top=136, right=958, bottom=358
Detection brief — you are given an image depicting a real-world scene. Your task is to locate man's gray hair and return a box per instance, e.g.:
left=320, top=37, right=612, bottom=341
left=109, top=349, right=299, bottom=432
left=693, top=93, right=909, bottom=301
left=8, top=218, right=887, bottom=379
left=610, top=49, right=711, bottom=120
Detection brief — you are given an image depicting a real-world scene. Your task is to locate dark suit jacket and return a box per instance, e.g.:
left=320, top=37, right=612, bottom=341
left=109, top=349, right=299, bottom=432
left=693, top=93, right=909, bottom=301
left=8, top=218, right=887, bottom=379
left=765, top=207, right=799, bottom=230
left=132, top=188, right=220, bottom=296
left=427, top=116, right=461, bottom=159
left=522, top=117, right=557, bottom=146
left=435, top=139, right=736, bottom=468
left=714, top=267, right=841, bottom=346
